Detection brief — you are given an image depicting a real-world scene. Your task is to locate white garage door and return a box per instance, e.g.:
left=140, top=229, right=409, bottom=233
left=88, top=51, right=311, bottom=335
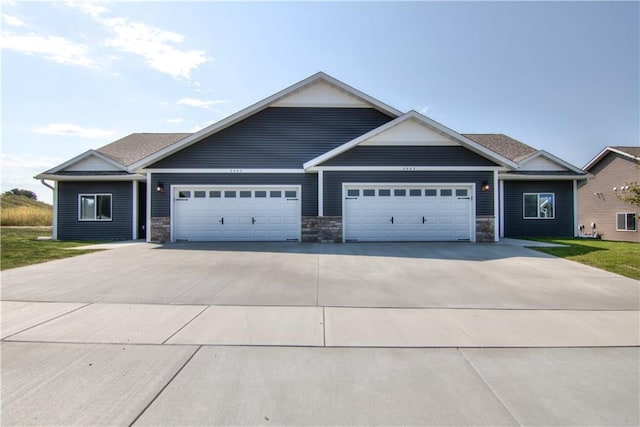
left=173, top=186, right=301, bottom=241
left=343, top=184, right=474, bottom=242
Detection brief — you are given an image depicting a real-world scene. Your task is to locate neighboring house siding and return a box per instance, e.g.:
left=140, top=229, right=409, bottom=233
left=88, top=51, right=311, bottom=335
left=578, top=152, right=639, bottom=242
left=504, top=180, right=574, bottom=237
left=58, top=181, right=132, bottom=240
left=323, top=171, right=494, bottom=216
left=149, top=107, right=394, bottom=169
left=150, top=173, right=318, bottom=217
left=320, top=146, right=499, bottom=167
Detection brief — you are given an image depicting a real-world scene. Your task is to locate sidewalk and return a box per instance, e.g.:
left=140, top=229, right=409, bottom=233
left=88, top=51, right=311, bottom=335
left=2, top=301, right=637, bottom=347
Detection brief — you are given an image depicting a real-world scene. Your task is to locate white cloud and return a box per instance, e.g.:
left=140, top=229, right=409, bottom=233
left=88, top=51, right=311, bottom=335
left=35, top=123, right=114, bottom=138
left=166, top=118, right=184, bottom=123
left=2, top=13, right=25, bottom=27
left=0, top=32, right=96, bottom=68
left=189, top=122, right=214, bottom=133
left=102, top=18, right=209, bottom=79
left=1, top=153, right=64, bottom=204
left=178, top=97, right=226, bottom=109
left=65, top=1, right=107, bottom=18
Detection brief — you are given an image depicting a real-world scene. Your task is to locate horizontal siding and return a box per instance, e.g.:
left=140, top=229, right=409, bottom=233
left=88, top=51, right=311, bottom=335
left=321, top=146, right=498, bottom=166
left=151, top=173, right=317, bottom=217
left=504, top=180, right=574, bottom=237
left=578, top=153, right=639, bottom=242
left=150, top=107, right=393, bottom=169
left=58, top=181, right=132, bottom=240
left=323, top=171, right=494, bottom=216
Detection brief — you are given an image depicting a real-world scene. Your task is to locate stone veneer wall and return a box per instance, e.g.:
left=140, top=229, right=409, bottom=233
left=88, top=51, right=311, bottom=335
left=150, top=217, right=170, bottom=242
left=476, top=216, right=495, bottom=242
left=302, top=216, right=343, bottom=243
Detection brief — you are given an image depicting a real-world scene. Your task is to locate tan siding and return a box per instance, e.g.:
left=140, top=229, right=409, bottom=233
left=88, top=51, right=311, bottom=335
left=578, top=152, right=640, bottom=242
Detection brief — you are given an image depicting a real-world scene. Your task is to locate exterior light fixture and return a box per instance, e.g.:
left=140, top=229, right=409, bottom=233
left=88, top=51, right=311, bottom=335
left=156, top=182, right=165, bottom=193
left=481, top=181, right=491, bottom=192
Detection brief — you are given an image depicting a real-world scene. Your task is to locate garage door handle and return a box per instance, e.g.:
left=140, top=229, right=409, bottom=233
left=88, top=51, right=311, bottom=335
left=252, top=217, right=256, bottom=224
left=422, top=216, right=426, bottom=224
left=219, top=217, right=224, bottom=225
left=390, top=216, right=394, bottom=224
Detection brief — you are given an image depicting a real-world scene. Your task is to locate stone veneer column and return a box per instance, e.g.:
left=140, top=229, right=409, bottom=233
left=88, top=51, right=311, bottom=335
left=475, top=216, right=495, bottom=242
left=150, top=217, right=170, bottom=243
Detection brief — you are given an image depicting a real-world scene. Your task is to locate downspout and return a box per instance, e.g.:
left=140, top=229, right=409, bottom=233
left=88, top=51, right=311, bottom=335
left=40, top=179, right=58, bottom=240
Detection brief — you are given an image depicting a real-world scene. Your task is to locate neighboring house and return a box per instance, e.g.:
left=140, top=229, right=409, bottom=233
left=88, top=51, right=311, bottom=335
left=579, top=146, right=640, bottom=242
left=36, top=72, right=587, bottom=243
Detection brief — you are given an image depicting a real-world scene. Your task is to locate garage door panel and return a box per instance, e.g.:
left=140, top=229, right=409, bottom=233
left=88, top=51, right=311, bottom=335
left=173, top=187, right=300, bottom=242
left=344, top=184, right=473, bottom=242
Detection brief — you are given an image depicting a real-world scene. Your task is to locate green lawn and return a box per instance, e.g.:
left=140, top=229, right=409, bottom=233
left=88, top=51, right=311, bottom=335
left=1, top=227, right=105, bottom=270
left=528, top=238, right=640, bottom=280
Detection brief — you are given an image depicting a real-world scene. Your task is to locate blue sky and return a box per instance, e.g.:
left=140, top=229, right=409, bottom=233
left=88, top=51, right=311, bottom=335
left=2, top=1, right=638, bottom=204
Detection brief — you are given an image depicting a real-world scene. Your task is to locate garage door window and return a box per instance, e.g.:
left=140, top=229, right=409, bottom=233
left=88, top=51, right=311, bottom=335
left=523, top=193, right=555, bottom=219
left=210, top=191, right=221, bottom=198
left=270, top=191, right=281, bottom=198
left=440, top=189, right=452, bottom=197
left=363, top=189, right=375, bottom=196
left=425, top=189, right=437, bottom=197
left=178, top=191, right=191, bottom=198
left=255, top=191, right=266, bottom=198
left=240, top=191, right=251, bottom=198
left=379, top=189, right=391, bottom=196
left=79, top=194, right=112, bottom=221
left=394, top=189, right=406, bottom=196
left=194, top=191, right=206, bottom=198
left=225, top=191, right=236, bottom=198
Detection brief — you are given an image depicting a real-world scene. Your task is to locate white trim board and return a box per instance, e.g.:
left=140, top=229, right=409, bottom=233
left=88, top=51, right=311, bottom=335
left=40, top=150, right=126, bottom=175
left=312, top=166, right=505, bottom=172
left=141, top=168, right=307, bottom=174
left=36, top=174, right=145, bottom=181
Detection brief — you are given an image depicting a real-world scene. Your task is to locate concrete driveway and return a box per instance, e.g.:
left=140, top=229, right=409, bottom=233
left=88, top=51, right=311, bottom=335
left=1, top=241, right=638, bottom=309
left=2, top=242, right=639, bottom=426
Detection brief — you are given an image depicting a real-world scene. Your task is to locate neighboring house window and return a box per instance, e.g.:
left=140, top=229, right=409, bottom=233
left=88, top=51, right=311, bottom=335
left=616, top=213, right=637, bottom=231
left=523, top=193, right=555, bottom=219
left=79, top=194, right=112, bottom=221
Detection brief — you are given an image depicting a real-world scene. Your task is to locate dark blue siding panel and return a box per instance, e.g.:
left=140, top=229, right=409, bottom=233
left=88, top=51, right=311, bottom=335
left=151, top=173, right=317, bottom=217
left=504, top=180, right=574, bottom=237
left=58, top=181, right=132, bottom=240
left=150, top=108, right=393, bottom=169
left=323, top=171, right=494, bottom=216
left=321, top=146, right=498, bottom=166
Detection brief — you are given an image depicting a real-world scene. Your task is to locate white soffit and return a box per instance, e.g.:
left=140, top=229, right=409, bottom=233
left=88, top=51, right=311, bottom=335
left=272, top=80, right=371, bottom=108
left=361, top=118, right=459, bottom=146
left=65, top=154, right=123, bottom=172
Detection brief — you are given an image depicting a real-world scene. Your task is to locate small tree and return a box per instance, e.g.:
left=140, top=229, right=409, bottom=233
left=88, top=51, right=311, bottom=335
left=615, top=182, right=640, bottom=206
left=3, top=188, right=37, bottom=200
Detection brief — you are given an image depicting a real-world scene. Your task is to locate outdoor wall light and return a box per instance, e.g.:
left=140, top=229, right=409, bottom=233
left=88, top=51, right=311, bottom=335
left=156, top=182, right=165, bottom=193
left=481, top=181, right=491, bottom=192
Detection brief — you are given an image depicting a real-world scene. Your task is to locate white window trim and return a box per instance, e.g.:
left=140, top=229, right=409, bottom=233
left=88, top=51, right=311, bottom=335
left=523, top=192, right=555, bottom=220
left=616, top=212, right=637, bottom=232
left=78, top=193, right=113, bottom=222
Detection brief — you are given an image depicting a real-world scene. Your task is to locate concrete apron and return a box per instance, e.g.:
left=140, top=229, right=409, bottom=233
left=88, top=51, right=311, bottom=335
left=2, top=301, right=638, bottom=347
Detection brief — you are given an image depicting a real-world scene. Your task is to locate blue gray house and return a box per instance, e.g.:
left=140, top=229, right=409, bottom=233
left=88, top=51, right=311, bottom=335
left=36, top=72, right=587, bottom=242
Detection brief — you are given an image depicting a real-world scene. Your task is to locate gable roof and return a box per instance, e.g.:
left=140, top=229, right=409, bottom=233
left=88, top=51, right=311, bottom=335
left=98, top=133, right=191, bottom=167
left=462, top=134, right=537, bottom=163
left=516, top=150, right=585, bottom=174
left=583, top=146, right=640, bottom=171
left=128, top=72, right=403, bottom=171
left=41, top=149, right=128, bottom=175
left=304, top=111, right=519, bottom=169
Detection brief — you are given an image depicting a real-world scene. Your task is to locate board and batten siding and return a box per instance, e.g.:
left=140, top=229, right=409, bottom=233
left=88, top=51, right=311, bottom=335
left=504, top=180, right=574, bottom=237
left=149, top=107, right=394, bottom=169
left=322, top=171, right=494, bottom=216
left=320, top=146, right=499, bottom=167
left=57, top=181, right=132, bottom=240
left=151, top=173, right=318, bottom=217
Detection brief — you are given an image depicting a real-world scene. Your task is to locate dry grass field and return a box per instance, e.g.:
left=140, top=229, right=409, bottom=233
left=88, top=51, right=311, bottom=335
left=1, top=194, right=53, bottom=226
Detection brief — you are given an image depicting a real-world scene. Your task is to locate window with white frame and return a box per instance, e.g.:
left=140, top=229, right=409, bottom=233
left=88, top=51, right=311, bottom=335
left=79, top=194, right=112, bottom=221
left=523, top=193, right=555, bottom=219
left=616, top=213, right=637, bottom=231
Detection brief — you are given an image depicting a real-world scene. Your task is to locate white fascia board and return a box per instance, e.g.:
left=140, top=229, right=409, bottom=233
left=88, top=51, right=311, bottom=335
left=519, top=150, right=585, bottom=174
left=304, top=111, right=519, bottom=170
left=311, top=166, right=505, bottom=172
left=44, top=150, right=126, bottom=174
left=128, top=72, right=403, bottom=172
left=35, top=174, right=145, bottom=181
left=140, top=168, right=306, bottom=174
left=582, top=147, right=640, bottom=171
left=499, top=173, right=589, bottom=181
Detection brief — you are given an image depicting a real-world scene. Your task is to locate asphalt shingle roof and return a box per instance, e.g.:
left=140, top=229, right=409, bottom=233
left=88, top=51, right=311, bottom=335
left=97, top=133, right=192, bottom=167
left=93, top=132, right=541, bottom=169
left=462, top=134, right=537, bottom=163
